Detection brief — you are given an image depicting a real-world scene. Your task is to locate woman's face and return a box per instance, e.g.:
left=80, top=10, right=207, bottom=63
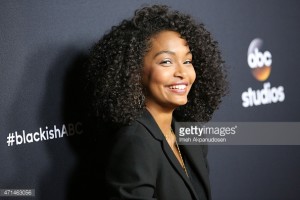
left=143, top=30, right=196, bottom=111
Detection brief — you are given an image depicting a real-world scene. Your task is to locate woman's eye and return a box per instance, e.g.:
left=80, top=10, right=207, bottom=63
left=184, top=60, right=193, bottom=64
left=160, top=59, right=172, bottom=65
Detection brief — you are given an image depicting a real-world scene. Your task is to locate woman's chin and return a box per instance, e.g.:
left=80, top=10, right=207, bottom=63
left=170, top=99, right=188, bottom=107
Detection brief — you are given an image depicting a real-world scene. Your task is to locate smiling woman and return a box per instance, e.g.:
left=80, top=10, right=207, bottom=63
left=86, top=4, right=228, bottom=200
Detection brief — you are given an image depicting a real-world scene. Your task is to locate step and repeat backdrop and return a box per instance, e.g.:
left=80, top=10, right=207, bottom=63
left=1, top=0, right=300, bottom=199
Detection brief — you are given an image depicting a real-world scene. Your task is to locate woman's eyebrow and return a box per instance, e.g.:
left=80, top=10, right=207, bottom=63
left=153, top=50, right=175, bottom=58
left=153, top=50, right=191, bottom=58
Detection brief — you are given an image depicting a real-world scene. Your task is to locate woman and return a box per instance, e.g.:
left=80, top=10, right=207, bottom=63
left=86, top=4, right=228, bottom=200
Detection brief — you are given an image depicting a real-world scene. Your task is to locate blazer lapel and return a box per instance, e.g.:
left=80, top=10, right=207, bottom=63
left=161, top=139, right=200, bottom=200
left=137, top=110, right=200, bottom=200
left=181, top=145, right=211, bottom=199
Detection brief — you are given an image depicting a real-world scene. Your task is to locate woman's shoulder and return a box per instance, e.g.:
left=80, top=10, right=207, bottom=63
left=107, top=120, right=161, bottom=162
left=115, top=109, right=162, bottom=141
left=115, top=119, right=154, bottom=142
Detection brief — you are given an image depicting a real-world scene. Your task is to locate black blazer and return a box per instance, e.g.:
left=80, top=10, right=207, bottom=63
left=105, top=110, right=211, bottom=200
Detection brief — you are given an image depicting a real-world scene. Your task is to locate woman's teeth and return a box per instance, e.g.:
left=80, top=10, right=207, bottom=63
left=169, top=85, right=186, bottom=90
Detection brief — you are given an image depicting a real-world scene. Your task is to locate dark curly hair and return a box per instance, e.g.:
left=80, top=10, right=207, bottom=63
left=86, top=4, right=228, bottom=125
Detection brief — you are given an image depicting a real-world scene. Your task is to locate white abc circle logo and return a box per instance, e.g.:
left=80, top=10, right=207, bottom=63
left=247, top=38, right=272, bottom=81
left=247, top=48, right=272, bottom=68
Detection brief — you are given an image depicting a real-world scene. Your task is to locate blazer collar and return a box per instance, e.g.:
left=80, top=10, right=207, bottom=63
left=136, top=109, right=202, bottom=200
left=136, top=109, right=165, bottom=141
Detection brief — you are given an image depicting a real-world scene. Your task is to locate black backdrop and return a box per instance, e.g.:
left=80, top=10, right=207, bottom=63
left=1, top=0, right=300, bottom=199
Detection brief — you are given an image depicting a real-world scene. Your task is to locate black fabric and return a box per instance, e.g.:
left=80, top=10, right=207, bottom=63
left=105, top=110, right=210, bottom=199
left=184, top=149, right=209, bottom=200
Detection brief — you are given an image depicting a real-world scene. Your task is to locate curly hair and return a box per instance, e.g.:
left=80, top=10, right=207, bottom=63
left=86, top=4, right=228, bottom=125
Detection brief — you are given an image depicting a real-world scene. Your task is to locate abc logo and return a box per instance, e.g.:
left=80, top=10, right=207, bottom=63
left=247, top=38, right=272, bottom=81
